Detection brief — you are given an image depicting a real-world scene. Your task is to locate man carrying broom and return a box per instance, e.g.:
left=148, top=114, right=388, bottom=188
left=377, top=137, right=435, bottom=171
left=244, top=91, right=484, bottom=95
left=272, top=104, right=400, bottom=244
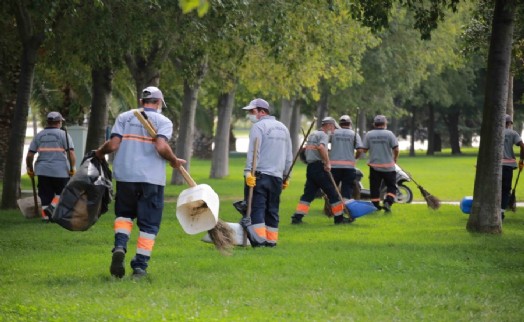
left=501, top=114, right=524, bottom=220
left=241, top=98, right=293, bottom=247
left=95, top=86, right=185, bottom=278
left=362, top=115, right=399, bottom=213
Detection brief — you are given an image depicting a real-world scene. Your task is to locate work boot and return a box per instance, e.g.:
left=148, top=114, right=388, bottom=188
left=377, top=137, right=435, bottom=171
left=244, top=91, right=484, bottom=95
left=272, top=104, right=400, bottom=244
left=110, top=247, right=126, bottom=278
left=291, top=213, right=304, bottom=224
left=132, top=267, right=147, bottom=279
left=383, top=201, right=392, bottom=213
left=334, top=215, right=354, bottom=225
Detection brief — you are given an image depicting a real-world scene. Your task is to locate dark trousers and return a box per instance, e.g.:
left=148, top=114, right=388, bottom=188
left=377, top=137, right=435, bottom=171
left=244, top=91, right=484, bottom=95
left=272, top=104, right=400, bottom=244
left=501, top=166, right=514, bottom=209
left=114, top=181, right=164, bottom=269
left=331, top=168, right=356, bottom=200
left=244, top=173, right=282, bottom=228
left=37, top=176, right=70, bottom=206
left=300, top=162, right=340, bottom=204
left=369, top=168, right=397, bottom=205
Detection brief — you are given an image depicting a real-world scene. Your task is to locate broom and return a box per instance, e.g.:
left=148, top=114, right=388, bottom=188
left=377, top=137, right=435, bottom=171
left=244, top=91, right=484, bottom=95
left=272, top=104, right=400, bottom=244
left=509, top=167, right=522, bottom=212
left=134, top=109, right=235, bottom=255
left=397, top=165, right=440, bottom=210
left=243, top=138, right=259, bottom=247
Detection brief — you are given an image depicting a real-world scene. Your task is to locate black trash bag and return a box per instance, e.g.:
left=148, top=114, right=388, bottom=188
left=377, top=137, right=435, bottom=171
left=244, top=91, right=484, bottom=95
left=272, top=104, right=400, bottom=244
left=52, top=151, right=113, bottom=231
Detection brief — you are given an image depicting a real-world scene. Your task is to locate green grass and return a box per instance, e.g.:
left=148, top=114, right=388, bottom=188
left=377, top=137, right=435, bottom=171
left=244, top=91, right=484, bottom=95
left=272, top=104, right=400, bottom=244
left=2, top=152, right=524, bottom=321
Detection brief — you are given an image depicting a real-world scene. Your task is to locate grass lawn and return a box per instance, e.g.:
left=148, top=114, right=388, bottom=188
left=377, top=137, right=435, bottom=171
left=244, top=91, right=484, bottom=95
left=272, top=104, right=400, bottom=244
left=1, top=151, right=523, bottom=321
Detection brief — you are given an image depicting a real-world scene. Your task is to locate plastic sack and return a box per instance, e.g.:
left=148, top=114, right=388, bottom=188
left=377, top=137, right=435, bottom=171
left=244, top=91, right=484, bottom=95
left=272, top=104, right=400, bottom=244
left=52, top=151, right=113, bottom=231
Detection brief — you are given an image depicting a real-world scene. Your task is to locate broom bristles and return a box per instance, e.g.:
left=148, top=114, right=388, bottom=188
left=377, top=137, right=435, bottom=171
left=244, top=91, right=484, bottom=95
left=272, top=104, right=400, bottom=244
left=208, top=219, right=235, bottom=256
left=419, top=186, right=440, bottom=210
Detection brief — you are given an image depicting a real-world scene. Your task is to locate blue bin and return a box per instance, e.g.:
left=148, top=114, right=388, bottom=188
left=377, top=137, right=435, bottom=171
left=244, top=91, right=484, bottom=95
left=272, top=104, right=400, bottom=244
left=460, top=196, right=473, bottom=214
left=345, top=200, right=377, bottom=218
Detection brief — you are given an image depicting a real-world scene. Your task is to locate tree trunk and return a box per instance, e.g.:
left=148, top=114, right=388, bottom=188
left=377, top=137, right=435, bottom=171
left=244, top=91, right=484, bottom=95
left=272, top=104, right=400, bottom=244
left=409, top=108, right=416, bottom=157
left=171, top=80, right=199, bottom=185
left=0, top=72, right=18, bottom=181
left=210, top=90, right=236, bottom=178
left=1, top=34, right=44, bottom=208
left=316, top=80, right=329, bottom=128
left=467, top=0, right=515, bottom=234
left=445, top=109, right=462, bottom=155
left=290, top=100, right=302, bottom=154
left=426, top=104, right=435, bottom=156
left=85, top=67, right=113, bottom=153
left=280, top=98, right=294, bottom=128
left=358, top=110, right=366, bottom=137
left=506, top=73, right=513, bottom=116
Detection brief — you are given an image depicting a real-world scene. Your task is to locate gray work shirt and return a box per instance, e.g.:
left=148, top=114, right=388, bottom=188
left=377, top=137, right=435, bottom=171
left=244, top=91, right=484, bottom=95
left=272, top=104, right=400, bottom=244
left=503, top=128, right=522, bottom=168
left=363, top=128, right=398, bottom=172
left=330, top=128, right=363, bottom=169
left=245, top=116, right=293, bottom=179
left=29, top=127, right=74, bottom=178
left=304, top=130, right=329, bottom=163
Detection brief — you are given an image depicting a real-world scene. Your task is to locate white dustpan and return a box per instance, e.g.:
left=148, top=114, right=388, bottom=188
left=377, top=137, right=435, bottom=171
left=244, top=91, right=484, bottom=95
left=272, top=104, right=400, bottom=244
left=176, top=167, right=219, bottom=235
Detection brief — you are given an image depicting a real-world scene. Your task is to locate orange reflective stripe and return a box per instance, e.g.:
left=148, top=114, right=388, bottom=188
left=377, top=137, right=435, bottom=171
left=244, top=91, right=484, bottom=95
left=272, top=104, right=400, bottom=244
left=502, top=158, right=516, bottom=164
left=51, top=196, right=60, bottom=206
left=368, top=162, right=395, bottom=168
left=37, top=147, right=65, bottom=152
left=331, top=202, right=344, bottom=214
left=371, top=198, right=380, bottom=202
left=137, top=236, right=155, bottom=251
left=266, top=228, right=278, bottom=242
left=330, top=160, right=356, bottom=166
left=114, top=217, right=133, bottom=235
left=254, top=226, right=266, bottom=238
left=296, top=203, right=310, bottom=214
left=122, top=134, right=154, bottom=144
left=387, top=193, right=396, bottom=198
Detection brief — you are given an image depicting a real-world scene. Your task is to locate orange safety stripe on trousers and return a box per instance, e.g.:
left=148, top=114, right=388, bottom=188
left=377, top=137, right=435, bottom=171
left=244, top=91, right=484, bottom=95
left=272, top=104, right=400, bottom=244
left=371, top=198, right=380, bottom=202
left=114, top=217, right=133, bottom=235
left=254, top=226, right=267, bottom=238
left=137, top=235, right=155, bottom=251
left=331, top=202, right=344, bottom=214
left=266, top=227, right=278, bottom=242
left=387, top=192, right=396, bottom=198
left=295, top=202, right=310, bottom=214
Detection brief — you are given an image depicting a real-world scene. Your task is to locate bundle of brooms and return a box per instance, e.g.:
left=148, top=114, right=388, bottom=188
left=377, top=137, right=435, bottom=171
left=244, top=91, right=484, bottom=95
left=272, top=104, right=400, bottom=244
left=134, top=109, right=235, bottom=255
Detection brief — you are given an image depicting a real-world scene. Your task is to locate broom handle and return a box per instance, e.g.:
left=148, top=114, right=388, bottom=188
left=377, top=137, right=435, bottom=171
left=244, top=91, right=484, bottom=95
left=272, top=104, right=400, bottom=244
left=243, top=138, right=259, bottom=246
left=396, top=164, right=422, bottom=188
left=283, top=117, right=317, bottom=183
left=177, top=165, right=197, bottom=187
left=30, top=175, right=39, bottom=218
left=327, top=171, right=352, bottom=219
left=512, top=167, right=522, bottom=191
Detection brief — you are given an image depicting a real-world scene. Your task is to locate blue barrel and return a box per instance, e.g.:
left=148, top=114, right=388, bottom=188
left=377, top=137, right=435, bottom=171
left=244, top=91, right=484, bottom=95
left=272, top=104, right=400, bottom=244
left=460, top=196, right=473, bottom=214
left=345, top=200, right=378, bottom=218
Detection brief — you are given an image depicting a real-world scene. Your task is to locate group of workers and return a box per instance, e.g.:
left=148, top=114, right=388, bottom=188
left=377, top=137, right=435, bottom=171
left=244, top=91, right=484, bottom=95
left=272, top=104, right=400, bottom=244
left=25, top=88, right=522, bottom=279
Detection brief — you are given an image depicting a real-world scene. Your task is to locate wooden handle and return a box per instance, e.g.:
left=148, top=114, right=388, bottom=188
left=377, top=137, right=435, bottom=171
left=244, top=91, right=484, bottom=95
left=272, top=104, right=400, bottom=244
left=133, top=109, right=157, bottom=138
left=177, top=165, right=197, bottom=187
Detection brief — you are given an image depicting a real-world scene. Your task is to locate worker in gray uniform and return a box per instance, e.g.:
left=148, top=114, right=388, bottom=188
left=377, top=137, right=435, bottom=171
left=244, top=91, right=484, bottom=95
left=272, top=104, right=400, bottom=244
left=330, top=115, right=364, bottom=201
left=501, top=114, right=524, bottom=220
left=291, top=117, right=350, bottom=225
left=241, top=98, right=293, bottom=247
left=362, top=115, right=399, bottom=212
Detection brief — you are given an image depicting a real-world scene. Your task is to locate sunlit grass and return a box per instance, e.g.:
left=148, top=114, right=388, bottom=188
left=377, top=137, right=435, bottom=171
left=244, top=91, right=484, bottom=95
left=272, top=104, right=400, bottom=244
left=4, top=149, right=524, bottom=321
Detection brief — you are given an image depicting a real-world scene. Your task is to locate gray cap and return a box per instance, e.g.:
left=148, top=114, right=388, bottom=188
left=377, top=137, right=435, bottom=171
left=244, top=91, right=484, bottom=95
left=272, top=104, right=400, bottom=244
left=321, top=116, right=341, bottom=129
left=47, top=111, right=65, bottom=122
left=142, top=86, right=167, bottom=107
left=505, top=114, right=513, bottom=123
left=242, top=98, right=270, bottom=112
left=374, top=115, right=387, bottom=124
left=339, top=115, right=352, bottom=124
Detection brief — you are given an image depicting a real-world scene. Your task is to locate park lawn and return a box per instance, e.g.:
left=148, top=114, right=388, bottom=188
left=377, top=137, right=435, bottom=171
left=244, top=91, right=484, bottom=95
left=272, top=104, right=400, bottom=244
left=2, top=152, right=523, bottom=321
